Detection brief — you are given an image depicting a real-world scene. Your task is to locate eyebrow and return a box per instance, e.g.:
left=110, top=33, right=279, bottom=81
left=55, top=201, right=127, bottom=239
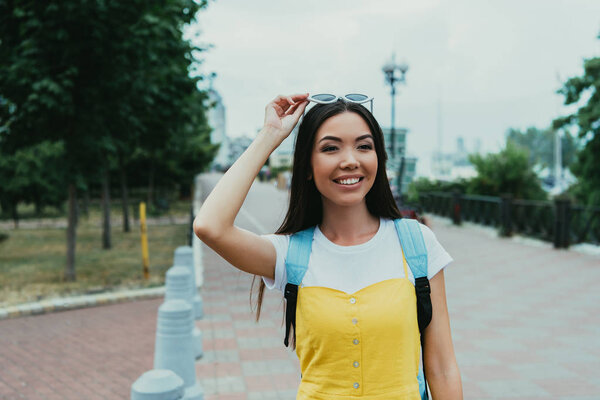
left=318, top=134, right=374, bottom=143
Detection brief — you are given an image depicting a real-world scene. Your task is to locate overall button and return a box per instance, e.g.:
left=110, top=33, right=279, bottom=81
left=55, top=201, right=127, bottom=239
left=353, top=339, right=360, bottom=345
left=349, top=297, right=356, bottom=304
left=353, top=361, right=360, bottom=368
left=353, top=382, right=360, bottom=389
left=352, top=318, right=358, bottom=325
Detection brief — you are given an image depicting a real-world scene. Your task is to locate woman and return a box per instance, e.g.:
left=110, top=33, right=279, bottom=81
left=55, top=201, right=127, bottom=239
left=194, top=93, right=463, bottom=399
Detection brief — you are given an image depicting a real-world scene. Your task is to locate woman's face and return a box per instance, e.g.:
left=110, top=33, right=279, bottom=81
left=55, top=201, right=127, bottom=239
left=310, top=111, right=378, bottom=208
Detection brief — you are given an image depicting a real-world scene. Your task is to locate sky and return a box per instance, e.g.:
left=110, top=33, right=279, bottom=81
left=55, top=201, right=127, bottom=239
left=188, top=0, right=600, bottom=177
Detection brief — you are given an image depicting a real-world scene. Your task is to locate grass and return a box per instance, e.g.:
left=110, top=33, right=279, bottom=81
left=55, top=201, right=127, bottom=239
left=0, top=202, right=189, bottom=307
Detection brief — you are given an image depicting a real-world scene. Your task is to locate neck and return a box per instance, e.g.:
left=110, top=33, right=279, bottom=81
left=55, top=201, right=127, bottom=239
left=319, top=198, right=380, bottom=245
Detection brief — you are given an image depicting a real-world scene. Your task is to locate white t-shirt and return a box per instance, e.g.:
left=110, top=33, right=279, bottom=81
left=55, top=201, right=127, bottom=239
left=262, top=218, right=453, bottom=294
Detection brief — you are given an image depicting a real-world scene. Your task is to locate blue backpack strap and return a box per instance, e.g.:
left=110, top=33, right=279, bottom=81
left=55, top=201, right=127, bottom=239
left=394, top=218, right=428, bottom=279
left=283, top=226, right=315, bottom=347
left=394, top=218, right=432, bottom=400
left=285, top=227, right=315, bottom=285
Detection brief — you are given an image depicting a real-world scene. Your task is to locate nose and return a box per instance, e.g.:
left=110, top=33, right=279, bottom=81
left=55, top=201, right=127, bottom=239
left=339, top=148, right=359, bottom=170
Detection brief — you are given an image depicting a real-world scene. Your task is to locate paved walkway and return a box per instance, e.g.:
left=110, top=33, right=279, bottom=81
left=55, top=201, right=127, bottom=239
left=0, top=174, right=599, bottom=399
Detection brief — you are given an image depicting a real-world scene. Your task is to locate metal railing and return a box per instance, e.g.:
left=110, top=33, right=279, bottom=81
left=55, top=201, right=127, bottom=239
left=419, top=192, right=600, bottom=248
left=570, top=204, right=600, bottom=246
left=461, top=194, right=501, bottom=227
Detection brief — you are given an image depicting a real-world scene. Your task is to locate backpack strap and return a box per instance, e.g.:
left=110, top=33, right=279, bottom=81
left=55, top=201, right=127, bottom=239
left=393, top=218, right=432, bottom=331
left=394, top=218, right=432, bottom=400
left=283, top=226, right=315, bottom=347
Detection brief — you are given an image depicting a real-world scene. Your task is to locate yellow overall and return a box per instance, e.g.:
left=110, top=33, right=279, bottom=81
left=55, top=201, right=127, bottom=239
left=295, top=252, right=422, bottom=399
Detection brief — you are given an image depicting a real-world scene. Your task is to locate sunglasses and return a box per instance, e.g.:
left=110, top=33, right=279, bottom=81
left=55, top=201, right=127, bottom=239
left=307, top=93, right=374, bottom=112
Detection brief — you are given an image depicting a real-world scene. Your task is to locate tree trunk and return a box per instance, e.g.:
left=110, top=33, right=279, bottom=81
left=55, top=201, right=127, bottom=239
left=102, top=167, right=111, bottom=249
left=119, top=160, right=130, bottom=232
left=64, top=184, right=77, bottom=281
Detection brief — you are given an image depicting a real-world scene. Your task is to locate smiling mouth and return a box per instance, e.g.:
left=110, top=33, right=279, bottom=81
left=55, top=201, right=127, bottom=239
left=333, top=177, right=364, bottom=186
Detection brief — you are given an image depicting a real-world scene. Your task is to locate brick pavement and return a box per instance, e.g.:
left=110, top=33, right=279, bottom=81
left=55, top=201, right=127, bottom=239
left=0, top=299, right=158, bottom=399
left=435, top=219, right=600, bottom=399
left=1, top=176, right=599, bottom=399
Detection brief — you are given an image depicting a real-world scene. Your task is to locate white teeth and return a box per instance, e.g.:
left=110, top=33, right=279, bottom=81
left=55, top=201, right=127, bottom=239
left=337, top=178, right=360, bottom=185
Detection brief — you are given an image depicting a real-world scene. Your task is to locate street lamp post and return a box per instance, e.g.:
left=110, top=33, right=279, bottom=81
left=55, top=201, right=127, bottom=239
left=382, top=55, right=408, bottom=199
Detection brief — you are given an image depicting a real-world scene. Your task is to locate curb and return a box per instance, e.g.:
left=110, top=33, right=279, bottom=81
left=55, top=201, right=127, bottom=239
left=0, top=286, right=165, bottom=321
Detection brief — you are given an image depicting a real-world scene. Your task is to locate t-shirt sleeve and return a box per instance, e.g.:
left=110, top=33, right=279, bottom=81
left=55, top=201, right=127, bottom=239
left=260, top=233, right=289, bottom=292
left=418, top=222, right=453, bottom=279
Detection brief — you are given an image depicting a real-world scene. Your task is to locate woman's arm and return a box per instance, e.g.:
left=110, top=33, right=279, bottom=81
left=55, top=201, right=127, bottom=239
left=423, top=269, right=463, bottom=399
left=194, top=94, right=308, bottom=279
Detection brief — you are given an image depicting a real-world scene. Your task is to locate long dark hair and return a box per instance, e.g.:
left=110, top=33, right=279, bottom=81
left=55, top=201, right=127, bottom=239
left=252, top=100, right=401, bottom=321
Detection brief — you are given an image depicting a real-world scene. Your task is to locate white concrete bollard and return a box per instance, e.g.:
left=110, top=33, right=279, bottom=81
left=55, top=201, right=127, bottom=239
left=165, top=266, right=203, bottom=359
left=174, top=246, right=203, bottom=319
left=131, top=369, right=184, bottom=400
left=154, top=300, right=203, bottom=400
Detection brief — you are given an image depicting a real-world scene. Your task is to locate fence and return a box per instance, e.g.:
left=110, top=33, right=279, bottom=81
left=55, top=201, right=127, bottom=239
left=419, top=192, right=600, bottom=248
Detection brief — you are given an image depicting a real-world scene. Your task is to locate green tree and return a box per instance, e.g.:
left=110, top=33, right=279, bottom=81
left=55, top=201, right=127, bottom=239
left=553, top=34, right=600, bottom=206
left=467, top=141, right=547, bottom=200
left=406, top=177, right=468, bottom=204
left=506, top=126, right=578, bottom=173
left=0, top=1, right=214, bottom=280
left=0, top=141, right=66, bottom=226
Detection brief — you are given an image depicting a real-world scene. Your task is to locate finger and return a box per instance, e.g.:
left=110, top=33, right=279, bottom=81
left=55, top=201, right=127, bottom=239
left=274, top=97, right=293, bottom=114
left=276, top=93, right=308, bottom=108
left=271, top=95, right=288, bottom=110
left=291, top=100, right=308, bottom=119
left=272, top=103, right=284, bottom=115
left=271, top=94, right=286, bottom=103
left=289, top=93, right=310, bottom=102
left=286, top=97, right=307, bottom=115
left=284, top=101, right=301, bottom=116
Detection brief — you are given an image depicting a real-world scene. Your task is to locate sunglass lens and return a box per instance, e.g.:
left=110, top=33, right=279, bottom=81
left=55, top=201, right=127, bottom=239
left=312, top=94, right=337, bottom=102
left=345, top=94, right=368, bottom=102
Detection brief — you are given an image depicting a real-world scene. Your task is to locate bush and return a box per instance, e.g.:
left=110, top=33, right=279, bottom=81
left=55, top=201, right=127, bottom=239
left=406, top=177, right=468, bottom=203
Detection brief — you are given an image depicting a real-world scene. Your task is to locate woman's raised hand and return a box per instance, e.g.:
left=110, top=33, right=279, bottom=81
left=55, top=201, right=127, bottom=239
left=263, top=93, right=309, bottom=140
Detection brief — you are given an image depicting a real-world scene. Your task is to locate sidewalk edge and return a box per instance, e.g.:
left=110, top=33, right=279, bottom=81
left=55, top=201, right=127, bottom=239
left=0, top=286, right=165, bottom=321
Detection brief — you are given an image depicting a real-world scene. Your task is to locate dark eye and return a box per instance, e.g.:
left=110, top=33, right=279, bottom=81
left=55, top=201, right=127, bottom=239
left=321, top=145, right=338, bottom=152
left=358, top=144, right=373, bottom=150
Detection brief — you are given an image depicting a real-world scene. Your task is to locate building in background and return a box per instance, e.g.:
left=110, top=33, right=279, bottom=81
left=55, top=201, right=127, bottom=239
left=382, top=127, right=417, bottom=194
left=431, top=136, right=477, bottom=181
left=207, top=87, right=230, bottom=170
left=268, top=125, right=297, bottom=169
left=226, top=136, right=253, bottom=167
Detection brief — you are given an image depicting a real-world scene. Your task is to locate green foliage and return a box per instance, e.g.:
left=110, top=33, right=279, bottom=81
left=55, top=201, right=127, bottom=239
left=506, top=126, right=579, bottom=171
left=0, top=141, right=66, bottom=217
left=269, top=165, right=292, bottom=178
left=553, top=36, right=600, bottom=206
left=467, top=142, right=547, bottom=200
left=0, top=0, right=214, bottom=276
left=406, top=177, right=468, bottom=203
left=0, top=0, right=214, bottom=197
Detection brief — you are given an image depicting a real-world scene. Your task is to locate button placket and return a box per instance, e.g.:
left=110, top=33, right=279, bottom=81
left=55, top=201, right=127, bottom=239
left=349, top=294, right=362, bottom=394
